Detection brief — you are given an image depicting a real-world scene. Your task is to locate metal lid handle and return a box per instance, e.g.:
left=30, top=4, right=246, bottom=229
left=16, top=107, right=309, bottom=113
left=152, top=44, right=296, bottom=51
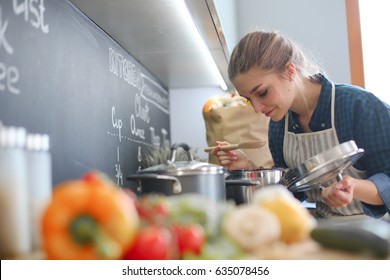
left=168, top=143, right=193, bottom=163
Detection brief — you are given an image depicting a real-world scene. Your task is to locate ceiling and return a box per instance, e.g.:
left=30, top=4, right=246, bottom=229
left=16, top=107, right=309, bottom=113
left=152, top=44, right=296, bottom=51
left=69, top=0, right=233, bottom=90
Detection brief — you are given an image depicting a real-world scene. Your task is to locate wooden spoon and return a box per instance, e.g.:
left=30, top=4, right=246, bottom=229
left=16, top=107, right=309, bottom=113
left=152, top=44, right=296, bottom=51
left=204, top=141, right=266, bottom=152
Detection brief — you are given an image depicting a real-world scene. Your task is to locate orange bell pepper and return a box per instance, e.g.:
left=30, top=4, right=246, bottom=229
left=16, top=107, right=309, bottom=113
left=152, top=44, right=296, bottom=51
left=41, top=171, right=139, bottom=260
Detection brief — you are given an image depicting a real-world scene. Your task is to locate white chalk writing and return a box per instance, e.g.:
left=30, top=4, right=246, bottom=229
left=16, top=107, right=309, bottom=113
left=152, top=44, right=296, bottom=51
left=140, top=73, right=169, bottom=114
left=0, top=6, right=20, bottom=94
left=111, top=106, right=122, bottom=142
left=0, top=62, right=20, bottom=94
left=13, top=0, right=49, bottom=34
left=150, top=127, right=160, bottom=147
left=130, top=114, right=145, bottom=140
left=115, top=146, right=123, bottom=186
left=108, top=47, right=141, bottom=90
left=135, top=93, right=150, bottom=124
left=0, top=6, right=13, bottom=54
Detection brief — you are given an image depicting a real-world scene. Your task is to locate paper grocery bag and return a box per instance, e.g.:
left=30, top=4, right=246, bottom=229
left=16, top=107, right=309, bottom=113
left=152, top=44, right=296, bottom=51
left=203, top=105, right=274, bottom=168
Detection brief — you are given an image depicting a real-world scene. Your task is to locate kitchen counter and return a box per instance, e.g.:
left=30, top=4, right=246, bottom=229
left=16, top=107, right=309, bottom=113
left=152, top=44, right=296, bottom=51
left=9, top=241, right=388, bottom=260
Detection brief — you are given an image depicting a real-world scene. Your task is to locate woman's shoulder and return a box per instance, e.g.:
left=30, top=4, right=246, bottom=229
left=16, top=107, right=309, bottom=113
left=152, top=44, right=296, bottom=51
left=336, top=83, right=370, bottom=97
left=318, top=75, right=375, bottom=105
left=335, top=83, right=388, bottom=107
left=334, top=83, right=390, bottom=125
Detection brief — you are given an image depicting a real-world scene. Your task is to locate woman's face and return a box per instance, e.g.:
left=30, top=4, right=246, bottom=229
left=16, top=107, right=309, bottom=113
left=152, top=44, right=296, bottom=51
left=232, top=67, right=294, bottom=121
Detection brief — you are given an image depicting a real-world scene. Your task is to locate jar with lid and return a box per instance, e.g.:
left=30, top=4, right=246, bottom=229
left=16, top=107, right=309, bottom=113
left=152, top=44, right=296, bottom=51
left=0, top=126, right=31, bottom=259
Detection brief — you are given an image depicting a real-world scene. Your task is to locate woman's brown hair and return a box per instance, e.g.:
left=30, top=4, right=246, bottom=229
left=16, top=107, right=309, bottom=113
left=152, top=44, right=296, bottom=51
left=228, top=31, right=321, bottom=83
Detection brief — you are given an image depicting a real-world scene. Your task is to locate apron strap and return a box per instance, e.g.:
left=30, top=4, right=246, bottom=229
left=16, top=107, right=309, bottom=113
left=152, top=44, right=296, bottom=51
left=330, top=82, right=336, bottom=128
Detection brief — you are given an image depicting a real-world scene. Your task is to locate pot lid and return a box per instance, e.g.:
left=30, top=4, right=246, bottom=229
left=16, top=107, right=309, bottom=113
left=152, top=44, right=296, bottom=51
left=282, top=140, right=364, bottom=192
left=138, top=160, right=225, bottom=176
left=138, top=143, right=225, bottom=176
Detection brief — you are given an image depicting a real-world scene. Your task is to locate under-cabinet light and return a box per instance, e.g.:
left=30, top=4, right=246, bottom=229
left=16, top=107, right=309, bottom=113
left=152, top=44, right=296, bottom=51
left=177, top=0, right=228, bottom=91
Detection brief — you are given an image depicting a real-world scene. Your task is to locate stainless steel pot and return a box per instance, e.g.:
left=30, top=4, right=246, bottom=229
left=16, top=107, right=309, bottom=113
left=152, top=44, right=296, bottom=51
left=225, top=168, right=285, bottom=204
left=127, top=143, right=227, bottom=202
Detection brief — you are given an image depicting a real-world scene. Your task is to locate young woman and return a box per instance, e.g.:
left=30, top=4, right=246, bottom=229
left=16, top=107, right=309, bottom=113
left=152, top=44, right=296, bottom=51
left=212, top=31, right=390, bottom=218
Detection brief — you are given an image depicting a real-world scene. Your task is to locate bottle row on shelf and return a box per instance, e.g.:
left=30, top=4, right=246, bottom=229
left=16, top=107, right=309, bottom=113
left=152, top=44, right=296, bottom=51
left=0, top=121, right=52, bottom=259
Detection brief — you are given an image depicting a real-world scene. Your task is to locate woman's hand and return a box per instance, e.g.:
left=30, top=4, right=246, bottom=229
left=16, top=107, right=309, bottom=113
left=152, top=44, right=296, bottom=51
left=321, top=175, right=355, bottom=208
left=321, top=175, right=383, bottom=208
left=211, top=141, right=255, bottom=170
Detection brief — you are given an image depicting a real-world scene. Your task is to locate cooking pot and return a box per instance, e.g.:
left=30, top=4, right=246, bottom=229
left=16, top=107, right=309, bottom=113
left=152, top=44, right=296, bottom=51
left=225, top=168, right=285, bottom=204
left=127, top=143, right=227, bottom=202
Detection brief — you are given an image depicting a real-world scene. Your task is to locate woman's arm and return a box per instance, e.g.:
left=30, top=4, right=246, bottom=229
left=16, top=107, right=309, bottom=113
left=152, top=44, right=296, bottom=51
left=321, top=174, right=390, bottom=217
left=322, top=176, right=382, bottom=207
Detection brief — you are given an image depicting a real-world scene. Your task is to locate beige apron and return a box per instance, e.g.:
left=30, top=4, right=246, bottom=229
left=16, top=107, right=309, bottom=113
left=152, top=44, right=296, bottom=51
left=283, top=83, right=365, bottom=217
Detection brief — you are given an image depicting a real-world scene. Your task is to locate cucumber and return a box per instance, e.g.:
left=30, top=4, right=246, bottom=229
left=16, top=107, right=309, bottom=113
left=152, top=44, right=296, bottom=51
left=310, top=218, right=390, bottom=258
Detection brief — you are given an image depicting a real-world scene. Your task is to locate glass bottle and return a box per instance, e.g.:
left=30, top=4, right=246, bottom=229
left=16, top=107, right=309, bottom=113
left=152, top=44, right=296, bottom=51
left=25, top=133, right=52, bottom=252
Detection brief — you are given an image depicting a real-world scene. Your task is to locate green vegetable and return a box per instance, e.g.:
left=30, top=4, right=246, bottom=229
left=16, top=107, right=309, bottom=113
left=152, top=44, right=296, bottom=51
left=310, top=219, right=390, bottom=258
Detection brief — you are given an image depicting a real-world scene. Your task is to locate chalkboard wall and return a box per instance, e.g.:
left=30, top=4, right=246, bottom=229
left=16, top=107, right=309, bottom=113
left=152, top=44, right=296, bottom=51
left=0, top=0, right=171, bottom=190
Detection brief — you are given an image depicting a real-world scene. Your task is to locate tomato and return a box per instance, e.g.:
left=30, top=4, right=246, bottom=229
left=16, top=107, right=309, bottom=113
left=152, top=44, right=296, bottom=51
left=173, top=224, right=206, bottom=258
left=137, top=195, right=170, bottom=223
left=124, top=225, right=174, bottom=260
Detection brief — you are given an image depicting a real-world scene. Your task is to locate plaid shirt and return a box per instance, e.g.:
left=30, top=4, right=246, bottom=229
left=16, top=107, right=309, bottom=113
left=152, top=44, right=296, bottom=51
left=268, top=75, right=390, bottom=218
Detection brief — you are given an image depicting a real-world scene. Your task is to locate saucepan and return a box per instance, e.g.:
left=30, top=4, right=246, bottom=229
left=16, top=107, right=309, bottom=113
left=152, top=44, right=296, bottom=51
left=127, top=143, right=226, bottom=202
left=127, top=143, right=259, bottom=202
left=225, top=168, right=285, bottom=204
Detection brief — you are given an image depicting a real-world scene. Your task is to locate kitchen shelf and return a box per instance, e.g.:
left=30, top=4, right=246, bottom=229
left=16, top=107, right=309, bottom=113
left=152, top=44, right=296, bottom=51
left=69, top=0, right=233, bottom=90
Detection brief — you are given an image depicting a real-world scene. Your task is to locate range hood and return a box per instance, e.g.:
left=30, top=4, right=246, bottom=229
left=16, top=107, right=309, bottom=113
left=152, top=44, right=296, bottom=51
left=69, top=0, right=233, bottom=90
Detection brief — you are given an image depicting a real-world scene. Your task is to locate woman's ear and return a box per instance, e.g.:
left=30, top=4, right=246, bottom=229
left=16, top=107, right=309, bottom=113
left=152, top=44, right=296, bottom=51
left=285, top=63, right=296, bottom=81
